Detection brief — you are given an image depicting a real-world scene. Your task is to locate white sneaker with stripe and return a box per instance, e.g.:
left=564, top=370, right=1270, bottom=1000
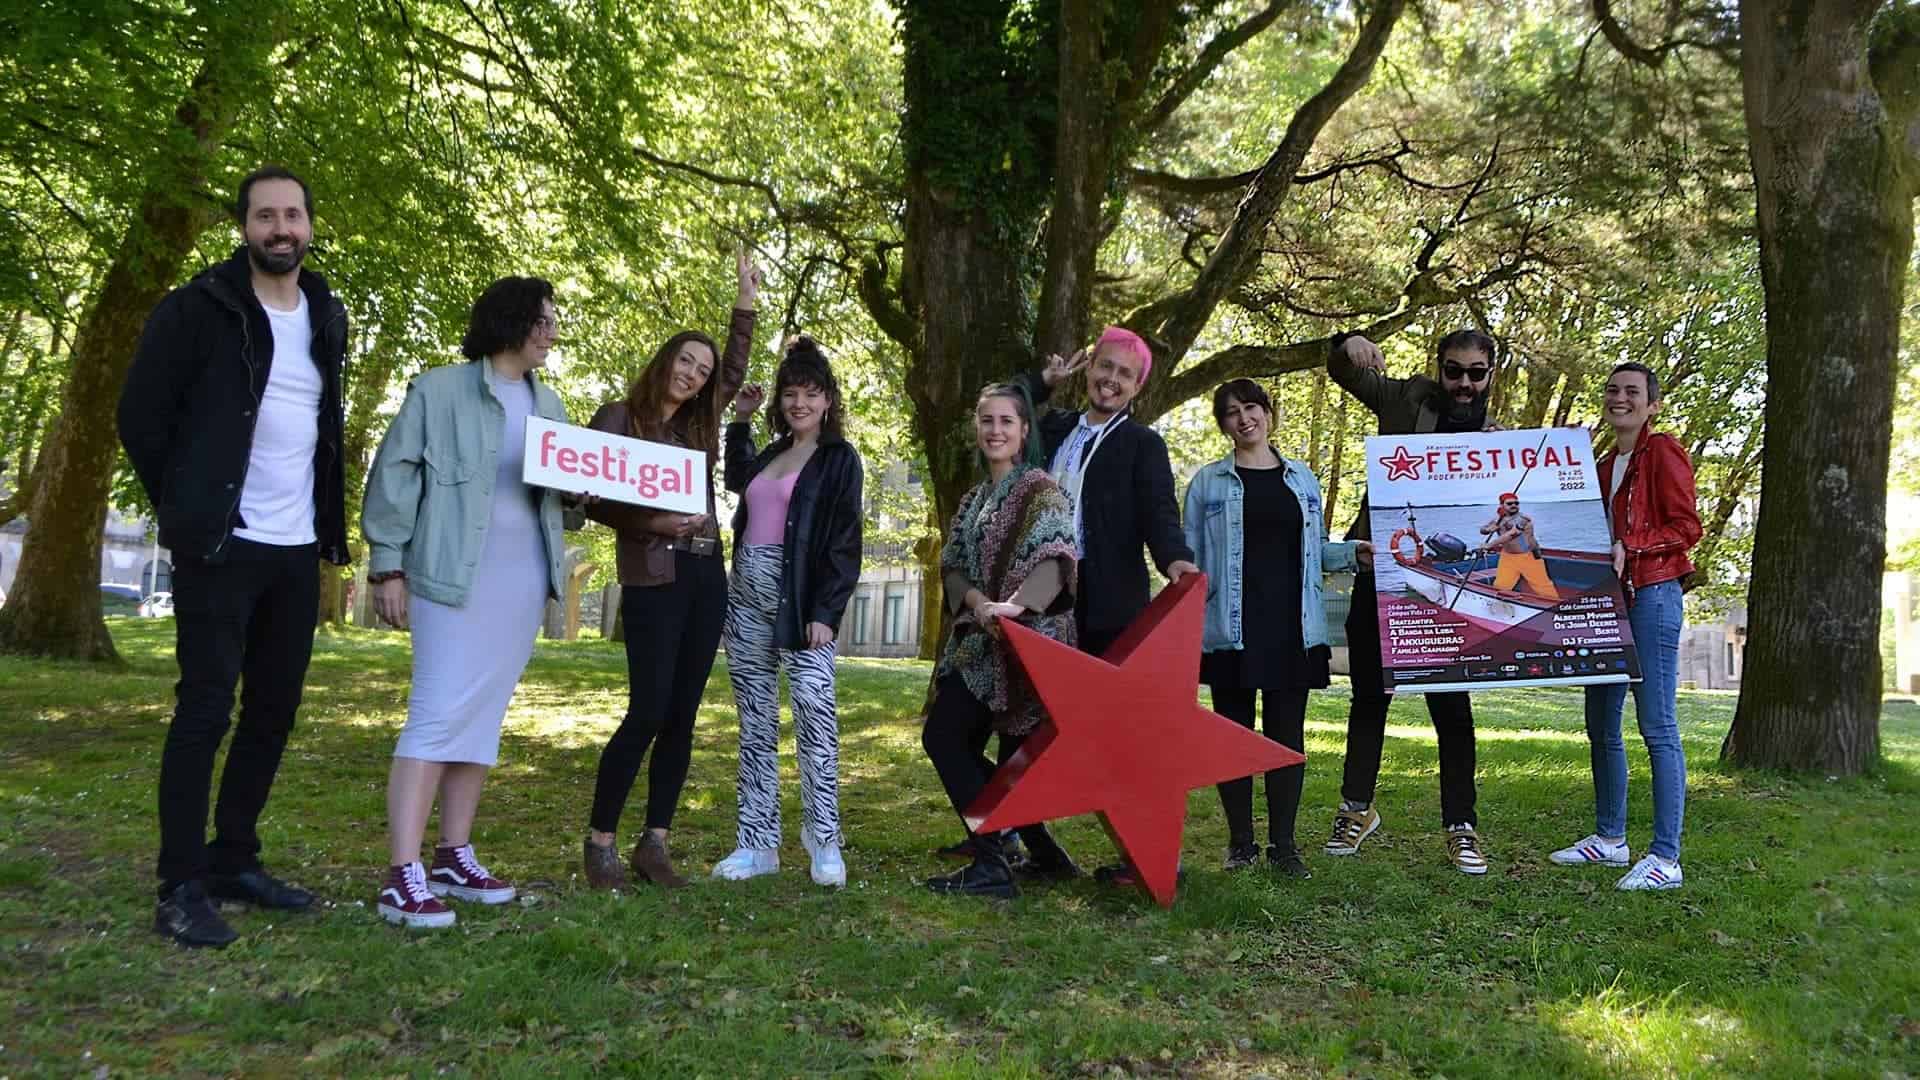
left=1615, top=854, right=1683, bottom=891
left=1549, top=834, right=1630, bottom=867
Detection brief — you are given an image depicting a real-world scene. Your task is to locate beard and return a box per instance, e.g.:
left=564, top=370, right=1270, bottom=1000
left=1435, top=383, right=1490, bottom=427
left=247, top=234, right=308, bottom=275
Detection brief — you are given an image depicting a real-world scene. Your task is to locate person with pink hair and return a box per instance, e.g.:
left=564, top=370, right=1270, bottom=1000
left=1005, top=326, right=1200, bottom=889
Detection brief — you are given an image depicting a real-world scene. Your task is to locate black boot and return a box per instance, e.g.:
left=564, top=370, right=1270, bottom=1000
left=1015, top=824, right=1082, bottom=882
left=926, top=834, right=1020, bottom=899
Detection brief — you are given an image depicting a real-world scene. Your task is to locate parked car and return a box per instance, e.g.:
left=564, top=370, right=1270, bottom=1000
left=139, top=591, right=174, bottom=618
left=100, top=583, right=144, bottom=616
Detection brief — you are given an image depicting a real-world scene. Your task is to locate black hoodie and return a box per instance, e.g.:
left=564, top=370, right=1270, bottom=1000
left=118, top=247, right=350, bottom=564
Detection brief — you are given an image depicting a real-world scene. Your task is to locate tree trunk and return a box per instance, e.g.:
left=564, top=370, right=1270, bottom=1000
left=1723, top=0, right=1917, bottom=773
left=1325, top=392, right=1350, bottom=530
left=0, top=48, right=268, bottom=660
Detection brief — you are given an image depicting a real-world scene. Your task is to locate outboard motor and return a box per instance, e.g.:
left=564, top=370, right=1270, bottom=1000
left=1426, top=533, right=1469, bottom=562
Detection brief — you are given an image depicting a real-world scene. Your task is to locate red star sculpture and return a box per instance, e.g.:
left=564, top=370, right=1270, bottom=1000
left=964, top=572, right=1304, bottom=907
left=1377, top=444, right=1423, bottom=481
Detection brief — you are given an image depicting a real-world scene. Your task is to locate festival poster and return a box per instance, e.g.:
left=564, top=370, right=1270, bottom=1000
left=1364, top=427, right=1640, bottom=693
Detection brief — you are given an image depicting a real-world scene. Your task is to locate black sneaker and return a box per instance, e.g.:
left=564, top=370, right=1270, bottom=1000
left=1267, top=847, right=1312, bottom=880
left=155, top=881, right=238, bottom=949
left=1223, top=843, right=1261, bottom=871
left=208, top=868, right=314, bottom=910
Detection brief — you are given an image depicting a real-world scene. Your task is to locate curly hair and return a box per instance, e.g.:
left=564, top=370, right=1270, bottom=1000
left=461, top=276, right=554, bottom=361
left=767, top=336, right=845, bottom=440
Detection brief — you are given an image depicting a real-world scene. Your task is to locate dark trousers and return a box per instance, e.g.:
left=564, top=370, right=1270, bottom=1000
left=1211, top=686, right=1308, bottom=853
left=156, top=539, right=319, bottom=890
left=922, top=674, right=1067, bottom=859
left=589, top=553, right=727, bottom=833
left=1342, top=570, right=1478, bottom=826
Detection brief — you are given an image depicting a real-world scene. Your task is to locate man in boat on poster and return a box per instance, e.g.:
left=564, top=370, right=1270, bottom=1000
left=1322, top=327, right=1497, bottom=876
left=1478, top=493, right=1562, bottom=601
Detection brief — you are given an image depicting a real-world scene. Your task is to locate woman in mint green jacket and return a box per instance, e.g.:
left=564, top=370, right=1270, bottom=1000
left=361, top=276, right=581, bottom=929
left=1184, top=379, right=1369, bottom=880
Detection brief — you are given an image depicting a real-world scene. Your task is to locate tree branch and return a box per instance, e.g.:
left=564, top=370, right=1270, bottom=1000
left=1138, top=0, right=1295, bottom=133
left=857, top=249, right=917, bottom=351
left=1590, top=0, right=1738, bottom=67
left=1147, top=0, right=1409, bottom=366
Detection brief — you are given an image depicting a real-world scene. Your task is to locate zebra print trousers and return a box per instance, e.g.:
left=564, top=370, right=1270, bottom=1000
left=724, top=544, right=843, bottom=851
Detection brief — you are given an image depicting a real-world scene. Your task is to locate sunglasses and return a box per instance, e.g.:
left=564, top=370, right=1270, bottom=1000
left=1442, top=362, right=1492, bottom=383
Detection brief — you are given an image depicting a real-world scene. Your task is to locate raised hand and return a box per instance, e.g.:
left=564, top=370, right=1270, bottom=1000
left=1338, top=335, right=1386, bottom=372
left=736, top=244, right=764, bottom=307
left=734, top=383, right=766, bottom=420
left=1042, top=347, right=1089, bottom=388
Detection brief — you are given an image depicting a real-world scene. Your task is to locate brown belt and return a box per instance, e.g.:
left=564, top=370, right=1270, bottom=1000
left=664, top=537, right=717, bottom=557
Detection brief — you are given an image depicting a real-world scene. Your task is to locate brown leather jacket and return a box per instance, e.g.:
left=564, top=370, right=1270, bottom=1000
left=585, top=307, right=755, bottom=585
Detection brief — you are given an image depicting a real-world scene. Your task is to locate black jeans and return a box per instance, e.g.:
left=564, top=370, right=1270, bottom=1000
left=156, top=538, right=319, bottom=891
left=1211, top=686, right=1308, bottom=853
left=1342, top=570, right=1478, bottom=826
left=922, top=673, right=1070, bottom=860
left=589, top=553, right=727, bottom=834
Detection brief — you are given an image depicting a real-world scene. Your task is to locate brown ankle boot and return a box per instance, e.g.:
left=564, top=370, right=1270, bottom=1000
left=629, top=832, right=689, bottom=888
left=583, top=836, right=628, bottom=890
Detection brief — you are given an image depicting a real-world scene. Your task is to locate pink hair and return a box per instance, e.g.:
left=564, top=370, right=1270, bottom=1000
left=1096, top=326, right=1153, bottom=384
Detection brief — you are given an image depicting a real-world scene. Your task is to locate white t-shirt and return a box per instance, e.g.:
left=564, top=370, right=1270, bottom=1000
left=234, top=290, right=321, bottom=546
left=1606, top=449, right=1632, bottom=528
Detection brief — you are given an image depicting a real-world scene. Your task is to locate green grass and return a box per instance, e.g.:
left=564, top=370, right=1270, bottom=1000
left=3, top=620, right=1918, bottom=1078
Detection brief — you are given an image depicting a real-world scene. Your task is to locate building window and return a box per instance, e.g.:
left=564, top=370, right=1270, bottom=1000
left=851, top=595, right=871, bottom=644
left=884, top=590, right=906, bottom=645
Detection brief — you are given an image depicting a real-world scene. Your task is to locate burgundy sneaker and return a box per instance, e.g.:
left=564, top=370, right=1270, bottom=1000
left=428, top=844, right=516, bottom=904
left=377, top=862, right=455, bottom=928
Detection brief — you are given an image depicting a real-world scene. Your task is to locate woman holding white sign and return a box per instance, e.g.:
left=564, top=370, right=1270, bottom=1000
left=362, top=276, right=581, bottom=929
left=713, top=336, right=864, bottom=887
left=1183, top=379, right=1367, bottom=880
left=581, top=249, right=761, bottom=890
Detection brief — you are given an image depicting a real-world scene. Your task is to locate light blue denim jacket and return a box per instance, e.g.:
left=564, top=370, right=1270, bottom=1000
left=1183, top=450, right=1360, bottom=653
left=362, top=359, right=580, bottom=608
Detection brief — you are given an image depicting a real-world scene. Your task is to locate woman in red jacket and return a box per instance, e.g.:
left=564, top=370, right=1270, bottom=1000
left=1550, top=362, right=1702, bottom=890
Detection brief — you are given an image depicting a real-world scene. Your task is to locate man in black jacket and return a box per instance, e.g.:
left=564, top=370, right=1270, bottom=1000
left=1322, top=328, right=1498, bottom=876
left=118, top=166, right=350, bottom=947
left=1018, top=326, right=1198, bottom=886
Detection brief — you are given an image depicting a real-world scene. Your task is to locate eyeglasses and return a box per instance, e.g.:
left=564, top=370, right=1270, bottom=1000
left=1442, top=362, right=1492, bottom=383
left=533, top=315, right=561, bottom=335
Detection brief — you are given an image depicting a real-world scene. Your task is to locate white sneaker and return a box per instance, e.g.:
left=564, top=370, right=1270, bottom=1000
left=809, top=842, right=847, bottom=888
left=710, top=848, right=779, bottom=880
left=1549, top=834, right=1630, bottom=867
left=1324, top=805, right=1381, bottom=856
left=1615, top=854, right=1683, bottom=891
left=1445, top=823, right=1489, bottom=875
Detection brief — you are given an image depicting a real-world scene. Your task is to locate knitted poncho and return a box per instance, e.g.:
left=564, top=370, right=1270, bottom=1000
left=936, top=465, right=1078, bottom=736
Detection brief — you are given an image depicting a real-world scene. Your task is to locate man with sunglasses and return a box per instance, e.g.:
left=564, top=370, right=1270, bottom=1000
left=1480, top=493, right=1560, bottom=600
left=1322, top=328, right=1498, bottom=875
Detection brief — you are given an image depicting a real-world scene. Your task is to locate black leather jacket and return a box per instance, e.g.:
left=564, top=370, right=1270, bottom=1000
left=117, top=247, right=350, bottom=565
left=724, top=422, right=864, bottom=649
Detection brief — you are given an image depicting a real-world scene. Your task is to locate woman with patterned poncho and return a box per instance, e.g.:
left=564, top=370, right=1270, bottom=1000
left=920, top=383, right=1079, bottom=899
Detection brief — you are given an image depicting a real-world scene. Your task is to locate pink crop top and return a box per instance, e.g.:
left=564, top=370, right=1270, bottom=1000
left=742, top=468, right=801, bottom=545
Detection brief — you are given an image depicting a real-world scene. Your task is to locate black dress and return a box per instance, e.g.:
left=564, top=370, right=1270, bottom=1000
left=1200, top=464, right=1332, bottom=691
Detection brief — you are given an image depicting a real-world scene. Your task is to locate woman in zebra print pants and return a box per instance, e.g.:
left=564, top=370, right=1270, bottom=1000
left=715, top=338, right=864, bottom=887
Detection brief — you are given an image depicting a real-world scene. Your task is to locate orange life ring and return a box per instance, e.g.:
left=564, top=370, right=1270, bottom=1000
left=1390, top=528, right=1421, bottom=566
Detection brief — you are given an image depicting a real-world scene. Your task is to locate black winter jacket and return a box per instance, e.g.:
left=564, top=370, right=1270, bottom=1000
left=1016, top=371, right=1193, bottom=637
left=117, top=248, right=350, bottom=565
left=724, top=422, right=865, bottom=650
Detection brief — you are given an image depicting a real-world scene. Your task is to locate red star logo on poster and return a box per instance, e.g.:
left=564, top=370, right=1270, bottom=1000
left=1377, top=445, right=1422, bottom=481
left=965, top=573, right=1303, bottom=908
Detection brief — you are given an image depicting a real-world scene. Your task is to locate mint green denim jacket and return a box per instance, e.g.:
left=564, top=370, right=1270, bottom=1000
left=362, top=360, right=581, bottom=607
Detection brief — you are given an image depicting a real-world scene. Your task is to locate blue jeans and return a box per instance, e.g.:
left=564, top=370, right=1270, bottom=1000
left=1582, top=579, right=1687, bottom=861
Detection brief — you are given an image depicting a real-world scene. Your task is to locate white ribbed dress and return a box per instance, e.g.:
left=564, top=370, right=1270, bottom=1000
left=393, top=367, right=550, bottom=766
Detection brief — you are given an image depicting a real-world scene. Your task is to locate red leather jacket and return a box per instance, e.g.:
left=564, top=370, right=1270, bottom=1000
left=1597, top=431, right=1701, bottom=591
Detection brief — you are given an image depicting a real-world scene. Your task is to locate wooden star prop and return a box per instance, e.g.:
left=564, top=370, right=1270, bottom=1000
left=964, top=572, right=1305, bottom=907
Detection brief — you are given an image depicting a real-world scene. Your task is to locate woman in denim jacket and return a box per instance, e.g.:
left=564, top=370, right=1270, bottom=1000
left=362, top=276, right=582, bottom=928
left=1184, top=379, right=1368, bottom=879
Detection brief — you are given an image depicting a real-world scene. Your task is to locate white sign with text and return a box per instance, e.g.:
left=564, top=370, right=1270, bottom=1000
left=522, top=416, right=707, bottom=515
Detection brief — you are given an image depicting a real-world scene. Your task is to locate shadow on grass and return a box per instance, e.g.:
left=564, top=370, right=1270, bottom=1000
left=1, top=620, right=1916, bottom=1076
